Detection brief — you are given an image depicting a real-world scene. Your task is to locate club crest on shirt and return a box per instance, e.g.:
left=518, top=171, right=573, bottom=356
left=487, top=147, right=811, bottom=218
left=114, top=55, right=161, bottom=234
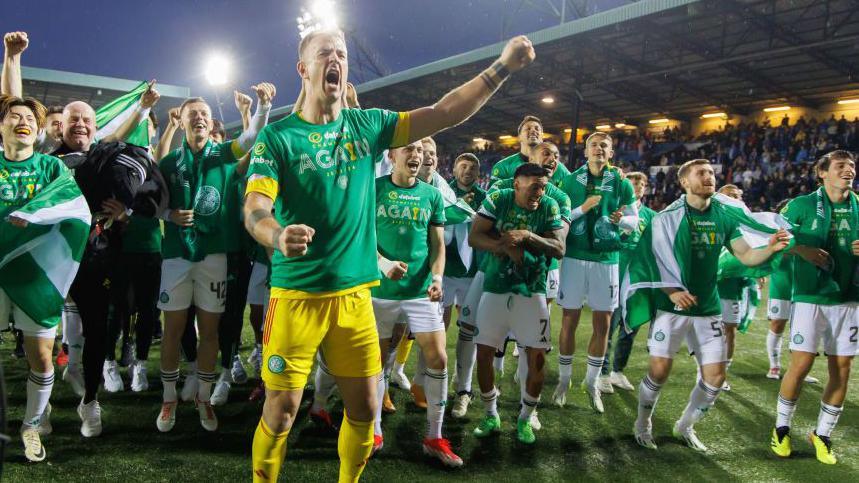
left=194, top=185, right=221, bottom=216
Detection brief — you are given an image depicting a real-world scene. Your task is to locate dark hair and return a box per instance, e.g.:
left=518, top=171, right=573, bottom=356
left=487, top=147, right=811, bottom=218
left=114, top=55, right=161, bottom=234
left=211, top=119, right=226, bottom=139
left=678, top=159, right=710, bottom=179
left=0, top=95, right=47, bottom=129
left=47, top=104, right=65, bottom=116
left=455, top=152, right=480, bottom=166
left=518, top=115, right=542, bottom=134
left=815, top=150, right=856, bottom=182
left=514, top=162, right=549, bottom=179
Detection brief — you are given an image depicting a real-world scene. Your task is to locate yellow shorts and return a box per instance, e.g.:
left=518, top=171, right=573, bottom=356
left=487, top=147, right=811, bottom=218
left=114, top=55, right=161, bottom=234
left=262, top=286, right=382, bottom=391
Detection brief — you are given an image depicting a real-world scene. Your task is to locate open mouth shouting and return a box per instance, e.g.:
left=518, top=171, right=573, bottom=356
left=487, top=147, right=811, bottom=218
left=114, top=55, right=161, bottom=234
left=325, top=66, right=341, bottom=92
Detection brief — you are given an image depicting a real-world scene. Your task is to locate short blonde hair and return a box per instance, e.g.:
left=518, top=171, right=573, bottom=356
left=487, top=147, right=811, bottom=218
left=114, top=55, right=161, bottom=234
left=298, top=29, right=346, bottom=60
left=585, top=131, right=613, bottom=147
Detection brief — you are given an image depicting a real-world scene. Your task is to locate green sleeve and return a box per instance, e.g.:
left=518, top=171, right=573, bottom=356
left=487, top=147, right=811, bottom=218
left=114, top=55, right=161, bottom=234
left=430, top=190, right=446, bottom=225
left=360, top=108, right=401, bottom=159
left=479, top=190, right=501, bottom=220
left=781, top=198, right=803, bottom=226
left=542, top=197, right=563, bottom=232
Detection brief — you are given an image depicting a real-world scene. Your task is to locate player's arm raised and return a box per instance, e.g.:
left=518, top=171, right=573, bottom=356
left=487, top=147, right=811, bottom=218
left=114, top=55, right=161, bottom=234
left=155, top=108, right=181, bottom=162
left=2, top=31, right=27, bottom=97
left=730, top=229, right=791, bottom=267
left=403, top=36, right=535, bottom=144
left=102, top=80, right=160, bottom=143
left=231, top=82, right=276, bottom=158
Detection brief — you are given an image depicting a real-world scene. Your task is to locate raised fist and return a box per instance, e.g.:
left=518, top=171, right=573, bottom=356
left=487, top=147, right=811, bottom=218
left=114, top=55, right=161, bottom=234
left=498, top=35, right=535, bottom=73
left=4, top=31, right=28, bottom=57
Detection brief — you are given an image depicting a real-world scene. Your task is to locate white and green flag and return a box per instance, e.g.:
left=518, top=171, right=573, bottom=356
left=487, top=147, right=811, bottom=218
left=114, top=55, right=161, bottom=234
left=0, top=174, right=91, bottom=328
left=432, top=172, right=476, bottom=268
left=621, top=193, right=790, bottom=330
left=95, top=80, right=151, bottom=146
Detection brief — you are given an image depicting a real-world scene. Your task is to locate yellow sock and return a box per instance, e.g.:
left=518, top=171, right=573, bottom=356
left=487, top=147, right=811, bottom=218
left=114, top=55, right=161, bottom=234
left=395, top=337, right=413, bottom=365
left=337, top=412, right=374, bottom=483
left=252, top=418, right=289, bottom=482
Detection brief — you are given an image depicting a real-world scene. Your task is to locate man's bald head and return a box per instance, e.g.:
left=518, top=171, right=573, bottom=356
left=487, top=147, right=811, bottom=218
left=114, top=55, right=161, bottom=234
left=62, top=100, right=97, bottom=151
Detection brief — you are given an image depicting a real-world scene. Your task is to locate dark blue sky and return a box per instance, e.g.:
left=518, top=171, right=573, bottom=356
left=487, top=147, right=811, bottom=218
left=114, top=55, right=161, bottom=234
left=6, top=0, right=624, bottom=122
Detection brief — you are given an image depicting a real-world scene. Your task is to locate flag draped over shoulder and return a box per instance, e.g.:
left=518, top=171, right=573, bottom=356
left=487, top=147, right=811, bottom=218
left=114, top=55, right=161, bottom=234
left=432, top=172, right=476, bottom=269
left=0, top=174, right=91, bottom=328
left=95, top=81, right=150, bottom=147
left=621, top=193, right=790, bottom=330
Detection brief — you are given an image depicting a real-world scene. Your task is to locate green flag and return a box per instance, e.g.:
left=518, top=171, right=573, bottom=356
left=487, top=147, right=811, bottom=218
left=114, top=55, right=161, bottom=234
left=95, top=80, right=151, bottom=147
left=0, top=174, right=91, bottom=328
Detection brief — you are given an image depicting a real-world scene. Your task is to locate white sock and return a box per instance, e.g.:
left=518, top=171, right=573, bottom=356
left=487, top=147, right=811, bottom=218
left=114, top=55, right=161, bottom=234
left=775, top=394, right=797, bottom=428
left=392, top=360, right=405, bottom=375
left=424, top=367, right=447, bottom=439
left=413, top=348, right=426, bottom=386
left=312, top=362, right=337, bottom=412
left=585, top=355, right=603, bottom=388
left=63, top=302, right=84, bottom=366
left=636, top=375, right=662, bottom=430
left=493, top=352, right=505, bottom=372
left=161, top=369, right=179, bottom=402
left=197, top=371, right=216, bottom=402
left=374, top=373, right=385, bottom=435
left=481, top=388, right=499, bottom=418
left=558, top=354, right=573, bottom=387
left=455, top=325, right=477, bottom=393
left=519, top=392, right=539, bottom=421
left=517, top=344, right=528, bottom=400
left=677, top=379, right=721, bottom=431
left=187, top=360, right=198, bottom=374
left=767, top=331, right=783, bottom=369
left=24, top=370, right=54, bottom=427
left=816, top=402, right=843, bottom=437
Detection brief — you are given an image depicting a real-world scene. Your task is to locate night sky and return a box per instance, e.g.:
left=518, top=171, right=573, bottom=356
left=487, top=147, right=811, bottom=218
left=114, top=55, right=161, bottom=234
left=6, top=0, right=626, bottom=122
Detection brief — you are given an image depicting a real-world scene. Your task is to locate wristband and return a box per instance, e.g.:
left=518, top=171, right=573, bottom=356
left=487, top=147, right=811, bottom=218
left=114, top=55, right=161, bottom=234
left=432, top=274, right=443, bottom=283
left=378, top=256, right=397, bottom=275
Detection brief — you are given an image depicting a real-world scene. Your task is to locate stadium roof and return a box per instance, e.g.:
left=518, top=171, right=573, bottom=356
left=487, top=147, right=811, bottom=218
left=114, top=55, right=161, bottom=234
left=228, top=0, right=859, bottom=145
left=22, top=66, right=190, bottom=127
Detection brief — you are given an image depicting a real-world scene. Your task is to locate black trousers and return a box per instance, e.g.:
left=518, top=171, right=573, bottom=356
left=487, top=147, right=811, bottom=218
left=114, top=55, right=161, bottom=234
left=69, top=254, right=114, bottom=403
left=107, top=252, right=162, bottom=361
left=219, top=251, right=252, bottom=368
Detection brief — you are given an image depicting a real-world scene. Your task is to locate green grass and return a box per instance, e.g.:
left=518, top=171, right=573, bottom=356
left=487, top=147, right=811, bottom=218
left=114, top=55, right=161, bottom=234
left=2, top=300, right=858, bottom=482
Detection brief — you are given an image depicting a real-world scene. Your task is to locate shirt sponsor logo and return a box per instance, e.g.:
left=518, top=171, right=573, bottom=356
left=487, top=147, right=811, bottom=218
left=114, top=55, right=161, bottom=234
left=252, top=142, right=267, bottom=156
left=250, top=156, right=274, bottom=168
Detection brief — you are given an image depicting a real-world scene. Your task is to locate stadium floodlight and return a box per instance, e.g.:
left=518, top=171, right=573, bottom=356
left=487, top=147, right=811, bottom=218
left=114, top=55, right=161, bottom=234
left=541, top=96, right=555, bottom=104
left=648, top=118, right=669, bottom=124
left=498, top=135, right=513, bottom=140
left=837, top=98, right=859, bottom=105
left=204, top=53, right=231, bottom=87
left=563, top=128, right=572, bottom=133
left=297, top=0, right=339, bottom=38
left=763, top=106, right=791, bottom=112
left=701, top=112, right=727, bottom=119
left=614, top=123, right=627, bottom=128
left=595, top=124, right=611, bottom=130
left=472, top=137, right=486, bottom=142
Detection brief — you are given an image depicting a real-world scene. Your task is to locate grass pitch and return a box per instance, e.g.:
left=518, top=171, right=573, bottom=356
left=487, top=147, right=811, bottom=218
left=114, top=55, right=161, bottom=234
left=2, top=299, right=857, bottom=482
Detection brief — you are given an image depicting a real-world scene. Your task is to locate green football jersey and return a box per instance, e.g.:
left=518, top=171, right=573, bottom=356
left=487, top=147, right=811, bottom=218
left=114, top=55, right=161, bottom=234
left=373, top=176, right=445, bottom=300
left=619, top=203, right=656, bottom=279
left=445, top=179, right=486, bottom=279
left=489, top=177, right=571, bottom=271
left=122, top=216, right=162, bottom=253
left=561, top=169, right=636, bottom=264
left=0, top=152, right=68, bottom=218
left=490, top=152, right=570, bottom=185
left=159, top=140, right=240, bottom=260
left=782, top=192, right=858, bottom=305
left=478, top=189, right=563, bottom=296
left=245, top=108, right=404, bottom=293
left=654, top=202, right=743, bottom=316
left=717, top=277, right=748, bottom=301
left=768, top=255, right=793, bottom=301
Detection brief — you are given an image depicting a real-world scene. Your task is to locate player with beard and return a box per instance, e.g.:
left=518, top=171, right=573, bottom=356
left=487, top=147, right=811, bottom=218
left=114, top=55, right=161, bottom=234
left=633, top=159, right=789, bottom=452
left=771, top=151, right=859, bottom=465
left=490, top=115, right=570, bottom=185
left=244, top=28, right=535, bottom=482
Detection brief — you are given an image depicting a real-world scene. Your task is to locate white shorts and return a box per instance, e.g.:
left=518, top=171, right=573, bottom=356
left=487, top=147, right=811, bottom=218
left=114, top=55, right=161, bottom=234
left=546, top=268, right=560, bottom=299
left=647, top=310, right=727, bottom=365
left=458, top=271, right=485, bottom=326
left=0, top=290, right=57, bottom=339
left=721, top=298, right=742, bottom=325
left=246, top=261, right=270, bottom=306
left=157, top=254, right=227, bottom=313
left=768, top=298, right=791, bottom=321
left=789, top=302, right=859, bottom=356
left=372, top=297, right=443, bottom=339
left=443, top=276, right=473, bottom=308
left=557, top=258, right=619, bottom=311
left=475, top=293, right=551, bottom=350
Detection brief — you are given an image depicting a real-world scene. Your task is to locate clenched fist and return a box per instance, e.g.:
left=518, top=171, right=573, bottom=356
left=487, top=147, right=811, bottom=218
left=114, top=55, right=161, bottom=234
left=498, top=35, right=535, bottom=73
